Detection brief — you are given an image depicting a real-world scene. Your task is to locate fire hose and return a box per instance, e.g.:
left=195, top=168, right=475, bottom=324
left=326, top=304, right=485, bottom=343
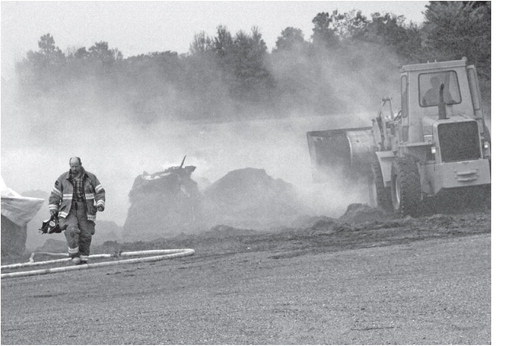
left=1, top=248, right=195, bottom=279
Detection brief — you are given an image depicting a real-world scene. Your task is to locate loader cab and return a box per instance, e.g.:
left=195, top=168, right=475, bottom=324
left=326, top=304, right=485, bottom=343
left=400, top=58, right=482, bottom=144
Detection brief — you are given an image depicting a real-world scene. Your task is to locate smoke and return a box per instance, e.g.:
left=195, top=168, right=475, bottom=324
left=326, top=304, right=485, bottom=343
left=1, top=39, right=402, bottom=233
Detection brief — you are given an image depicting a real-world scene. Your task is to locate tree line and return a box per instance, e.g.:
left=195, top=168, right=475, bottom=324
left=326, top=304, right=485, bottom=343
left=15, top=2, right=491, bottom=121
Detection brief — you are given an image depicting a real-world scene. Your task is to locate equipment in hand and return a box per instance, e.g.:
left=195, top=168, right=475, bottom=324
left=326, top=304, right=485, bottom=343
left=40, top=214, right=62, bottom=234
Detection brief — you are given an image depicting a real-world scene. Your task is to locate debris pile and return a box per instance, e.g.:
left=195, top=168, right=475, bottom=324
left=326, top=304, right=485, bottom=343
left=203, top=168, right=308, bottom=229
left=122, top=166, right=311, bottom=241
left=123, top=164, right=202, bottom=240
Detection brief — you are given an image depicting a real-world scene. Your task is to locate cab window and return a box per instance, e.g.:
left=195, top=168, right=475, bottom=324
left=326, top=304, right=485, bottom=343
left=419, top=71, right=461, bottom=107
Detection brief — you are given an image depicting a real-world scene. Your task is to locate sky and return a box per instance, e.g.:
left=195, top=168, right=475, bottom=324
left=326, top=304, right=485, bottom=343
left=1, top=1, right=428, bottom=79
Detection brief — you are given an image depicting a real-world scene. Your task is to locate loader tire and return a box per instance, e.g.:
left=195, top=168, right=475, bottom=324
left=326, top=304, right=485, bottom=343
left=391, top=156, right=421, bottom=217
left=371, top=158, right=392, bottom=211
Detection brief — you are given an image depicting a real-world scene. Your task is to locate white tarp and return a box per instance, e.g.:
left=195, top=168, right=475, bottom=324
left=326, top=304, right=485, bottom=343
left=1, top=176, right=44, bottom=226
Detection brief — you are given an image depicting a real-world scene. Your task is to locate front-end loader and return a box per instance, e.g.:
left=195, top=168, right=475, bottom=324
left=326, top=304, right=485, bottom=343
left=307, top=58, right=491, bottom=216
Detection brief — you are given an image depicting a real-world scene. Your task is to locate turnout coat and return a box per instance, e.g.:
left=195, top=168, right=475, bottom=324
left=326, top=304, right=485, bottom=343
left=49, top=169, right=105, bottom=222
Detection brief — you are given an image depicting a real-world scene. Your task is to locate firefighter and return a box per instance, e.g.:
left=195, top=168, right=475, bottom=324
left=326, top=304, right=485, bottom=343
left=49, top=157, right=105, bottom=265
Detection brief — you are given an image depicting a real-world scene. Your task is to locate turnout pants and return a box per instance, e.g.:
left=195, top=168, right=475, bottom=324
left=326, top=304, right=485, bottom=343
left=59, top=201, right=95, bottom=261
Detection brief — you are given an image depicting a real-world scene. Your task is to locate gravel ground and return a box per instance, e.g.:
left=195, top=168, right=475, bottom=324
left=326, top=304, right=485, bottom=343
left=1, top=212, right=491, bottom=344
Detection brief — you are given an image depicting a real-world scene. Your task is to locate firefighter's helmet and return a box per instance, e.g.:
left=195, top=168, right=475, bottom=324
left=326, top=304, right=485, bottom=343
left=40, top=215, right=62, bottom=234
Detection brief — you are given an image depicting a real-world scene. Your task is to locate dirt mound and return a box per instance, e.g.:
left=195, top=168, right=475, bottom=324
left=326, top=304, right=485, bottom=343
left=204, top=168, right=308, bottom=228
left=338, top=203, right=388, bottom=224
left=122, top=166, right=310, bottom=241
left=123, top=165, right=203, bottom=240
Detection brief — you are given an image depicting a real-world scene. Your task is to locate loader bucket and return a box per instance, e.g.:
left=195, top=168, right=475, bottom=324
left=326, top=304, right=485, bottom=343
left=307, top=127, right=374, bottom=182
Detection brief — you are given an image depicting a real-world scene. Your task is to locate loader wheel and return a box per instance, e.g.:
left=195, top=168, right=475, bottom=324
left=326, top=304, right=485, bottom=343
left=371, top=158, right=392, bottom=211
left=391, top=156, right=421, bottom=217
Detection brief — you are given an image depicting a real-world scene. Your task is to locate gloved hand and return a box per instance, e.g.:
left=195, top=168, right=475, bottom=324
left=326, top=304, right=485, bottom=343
left=97, top=205, right=104, bottom=212
left=50, top=209, right=58, bottom=216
